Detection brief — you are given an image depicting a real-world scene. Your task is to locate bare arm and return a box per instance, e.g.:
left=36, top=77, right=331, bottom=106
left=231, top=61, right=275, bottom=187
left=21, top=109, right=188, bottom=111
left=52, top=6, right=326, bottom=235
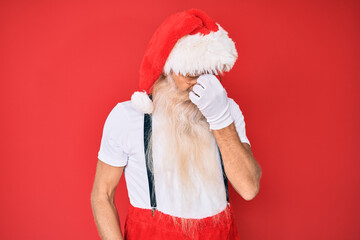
left=212, top=122, right=262, bottom=201
left=91, top=159, right=124, bottom=240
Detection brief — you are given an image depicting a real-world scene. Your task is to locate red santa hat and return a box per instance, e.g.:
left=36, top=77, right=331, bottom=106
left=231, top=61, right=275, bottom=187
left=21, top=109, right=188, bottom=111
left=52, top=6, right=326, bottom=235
left=131, top=8, right=238, bottom=114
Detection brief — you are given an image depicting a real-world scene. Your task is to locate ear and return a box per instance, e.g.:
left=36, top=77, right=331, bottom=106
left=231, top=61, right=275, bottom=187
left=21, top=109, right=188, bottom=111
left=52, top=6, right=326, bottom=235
left=131, top=91, right=154, bottom=114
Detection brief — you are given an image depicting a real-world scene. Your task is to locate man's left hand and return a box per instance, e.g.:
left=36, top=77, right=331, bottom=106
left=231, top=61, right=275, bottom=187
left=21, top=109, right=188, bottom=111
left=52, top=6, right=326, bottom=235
left=189, top=74, right=234, bottom=130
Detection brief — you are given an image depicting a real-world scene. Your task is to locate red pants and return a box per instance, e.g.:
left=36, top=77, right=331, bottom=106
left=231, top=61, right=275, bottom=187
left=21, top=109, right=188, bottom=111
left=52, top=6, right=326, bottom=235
left=123, top=203, right=240, bottom=240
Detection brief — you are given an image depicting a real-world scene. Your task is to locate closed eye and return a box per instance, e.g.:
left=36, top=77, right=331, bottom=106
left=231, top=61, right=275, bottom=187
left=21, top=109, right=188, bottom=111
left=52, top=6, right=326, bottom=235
left=185, top=73, right=201, bottom=78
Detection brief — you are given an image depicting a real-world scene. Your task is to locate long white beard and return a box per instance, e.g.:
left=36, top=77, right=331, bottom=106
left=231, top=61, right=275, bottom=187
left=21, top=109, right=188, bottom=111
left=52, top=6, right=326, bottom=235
left=147, top=73, right=227, bottom=219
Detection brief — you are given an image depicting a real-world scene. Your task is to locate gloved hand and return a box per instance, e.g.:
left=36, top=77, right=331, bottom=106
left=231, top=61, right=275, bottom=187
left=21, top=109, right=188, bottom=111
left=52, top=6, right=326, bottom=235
left=189, top=74, right=234, bottom=130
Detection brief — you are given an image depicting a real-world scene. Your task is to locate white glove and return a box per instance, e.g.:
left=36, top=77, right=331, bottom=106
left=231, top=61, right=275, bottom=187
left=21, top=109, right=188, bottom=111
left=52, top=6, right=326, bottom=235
left=189, top=74, right=234, bottom=130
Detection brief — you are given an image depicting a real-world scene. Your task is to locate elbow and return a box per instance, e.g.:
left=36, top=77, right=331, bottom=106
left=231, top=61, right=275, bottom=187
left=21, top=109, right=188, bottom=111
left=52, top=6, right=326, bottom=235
left=232, top=174, right=261, bottom=201
left=91, top=187, right=115, bottom=205
left=244, top=164, right=262, bottom=201
left=242, top=185, right=259, bottom=201
left=90, top=189, right=100, bottom=207
left=242, top=175, right=261, bottom=201
left=90, top=186, right=104, bottom=206
left=90, top=190, right=109, bottom=212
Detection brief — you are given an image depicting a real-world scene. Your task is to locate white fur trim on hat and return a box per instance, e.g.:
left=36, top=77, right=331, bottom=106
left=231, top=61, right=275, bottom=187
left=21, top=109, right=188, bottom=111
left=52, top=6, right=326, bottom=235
left=163, top=23, right=238, bottom=76
left=131, top=91, right=153, bottom=114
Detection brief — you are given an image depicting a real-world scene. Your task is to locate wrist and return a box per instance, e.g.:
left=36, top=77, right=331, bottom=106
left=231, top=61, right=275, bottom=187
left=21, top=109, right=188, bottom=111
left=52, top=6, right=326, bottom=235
left=208, top=107, right=233, bottom=130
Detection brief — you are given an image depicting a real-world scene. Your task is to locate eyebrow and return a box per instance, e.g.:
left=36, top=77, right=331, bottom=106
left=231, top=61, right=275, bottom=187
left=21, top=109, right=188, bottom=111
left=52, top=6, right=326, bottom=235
left=185, top=73, right=201, bottom=78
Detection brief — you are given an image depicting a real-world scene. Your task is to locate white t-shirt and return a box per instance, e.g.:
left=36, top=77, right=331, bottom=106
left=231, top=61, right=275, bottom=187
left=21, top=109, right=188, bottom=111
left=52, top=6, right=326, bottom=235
left=97, top=98, right=251, bottom=218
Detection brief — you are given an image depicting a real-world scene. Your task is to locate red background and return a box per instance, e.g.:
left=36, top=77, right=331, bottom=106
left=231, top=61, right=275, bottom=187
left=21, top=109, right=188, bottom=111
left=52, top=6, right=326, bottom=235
left=0, top=0, right=359, bottom=239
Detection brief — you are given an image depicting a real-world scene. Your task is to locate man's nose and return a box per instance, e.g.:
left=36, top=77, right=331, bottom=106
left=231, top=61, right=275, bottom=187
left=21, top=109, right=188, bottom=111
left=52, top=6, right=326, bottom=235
left=189, top=78, right=197, bottom=85
left=189, top=80, right=197, bottom=90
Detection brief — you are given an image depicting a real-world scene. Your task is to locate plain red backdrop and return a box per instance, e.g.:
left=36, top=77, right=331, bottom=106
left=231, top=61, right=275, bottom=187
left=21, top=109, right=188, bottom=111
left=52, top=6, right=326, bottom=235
left=0, top=0, right=359, bottom=239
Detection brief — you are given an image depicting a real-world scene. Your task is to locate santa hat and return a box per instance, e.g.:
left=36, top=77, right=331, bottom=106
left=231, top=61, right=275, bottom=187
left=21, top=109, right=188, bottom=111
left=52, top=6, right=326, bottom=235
left=131, top=8, right=238, bottom=114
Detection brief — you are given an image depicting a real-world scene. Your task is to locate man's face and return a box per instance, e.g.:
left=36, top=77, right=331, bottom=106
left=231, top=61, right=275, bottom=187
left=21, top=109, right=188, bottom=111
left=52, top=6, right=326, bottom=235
left=171, top=72, right=199, bottom=92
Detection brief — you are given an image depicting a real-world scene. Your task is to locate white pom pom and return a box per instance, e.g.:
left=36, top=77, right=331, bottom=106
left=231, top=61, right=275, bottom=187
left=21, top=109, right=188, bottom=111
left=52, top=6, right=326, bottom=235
left=131, top=91, right=153, bottom=114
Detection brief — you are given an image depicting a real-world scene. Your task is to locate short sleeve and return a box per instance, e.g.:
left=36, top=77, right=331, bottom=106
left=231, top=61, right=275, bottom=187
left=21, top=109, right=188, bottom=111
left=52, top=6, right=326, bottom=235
left=97, top=103, right=129, bottom=167
left=228, top=98, right=251, bottom=146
